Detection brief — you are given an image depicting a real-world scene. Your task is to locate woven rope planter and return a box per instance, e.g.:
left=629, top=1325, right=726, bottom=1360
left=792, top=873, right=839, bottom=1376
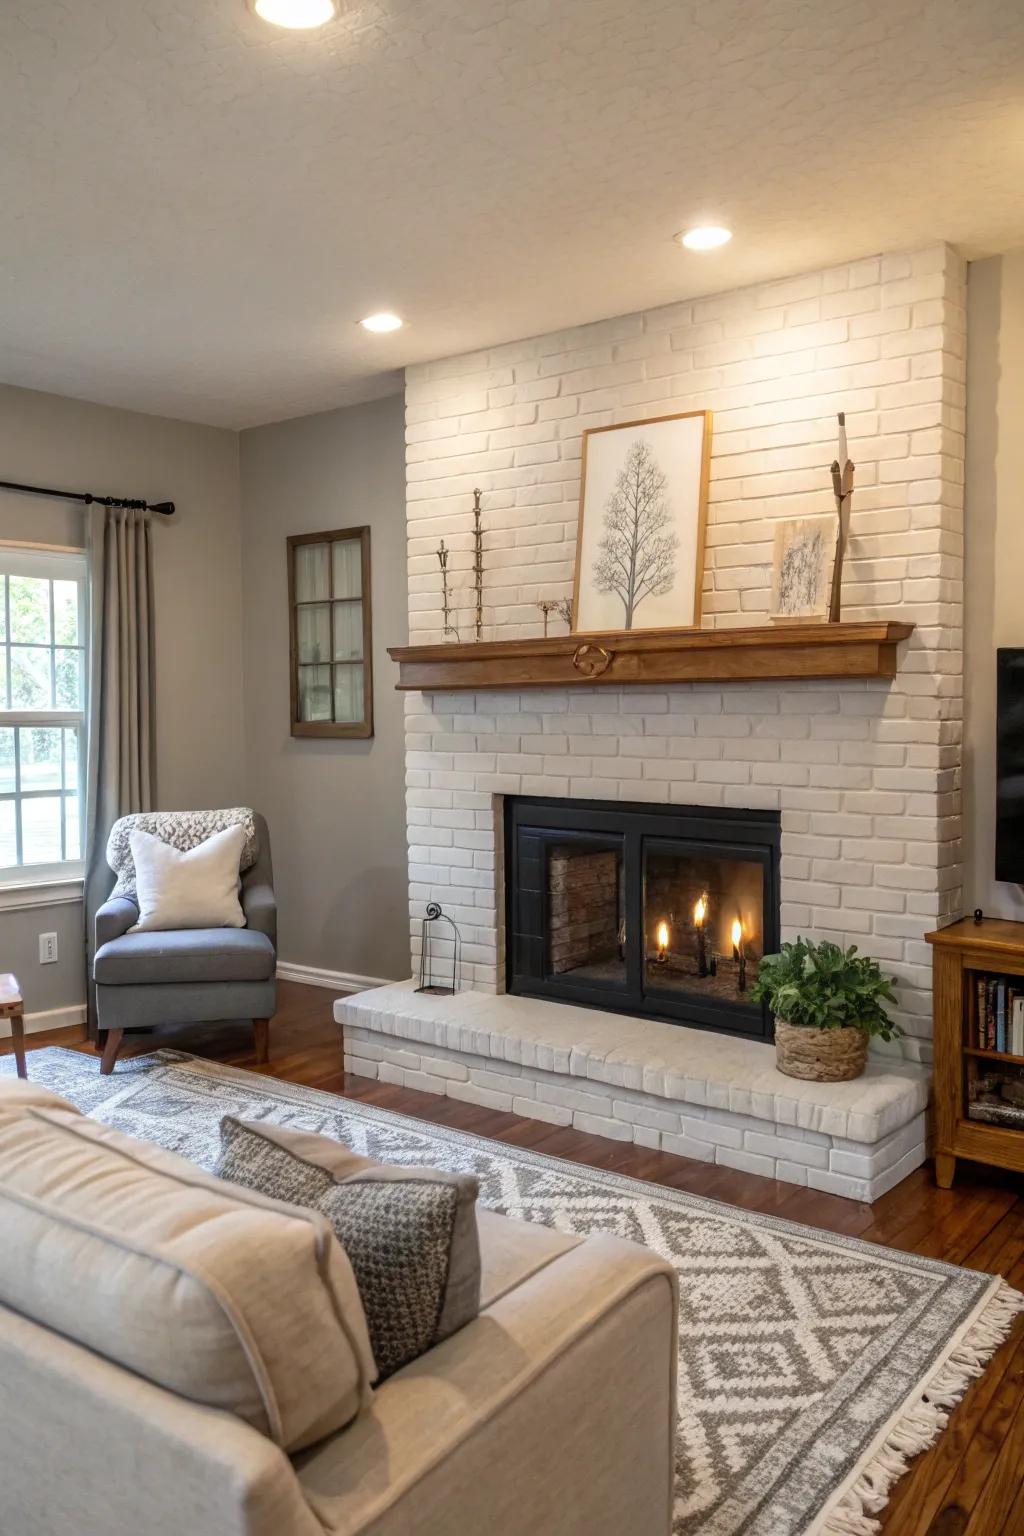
left=775, top=1020, right=868, bottom=1082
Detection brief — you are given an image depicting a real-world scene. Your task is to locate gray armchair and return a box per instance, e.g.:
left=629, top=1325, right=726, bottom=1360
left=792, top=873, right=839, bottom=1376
left=93, top=812, right=277, bottom=1074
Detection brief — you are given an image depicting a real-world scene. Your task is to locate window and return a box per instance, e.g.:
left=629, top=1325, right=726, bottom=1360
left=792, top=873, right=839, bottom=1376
left=287, top=527, right=373, bottom=739
left=0, top=546, right=87, bottom=885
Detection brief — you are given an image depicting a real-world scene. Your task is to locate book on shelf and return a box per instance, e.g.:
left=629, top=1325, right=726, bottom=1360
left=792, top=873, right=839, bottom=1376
left=973, top=977, right=1024, bottom=1055
left=1013, top=995, right=1024, bottom=1057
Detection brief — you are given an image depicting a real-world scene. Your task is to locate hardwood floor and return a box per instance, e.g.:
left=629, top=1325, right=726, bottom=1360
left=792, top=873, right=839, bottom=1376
left=7, top=977, right=1024, bottom=1534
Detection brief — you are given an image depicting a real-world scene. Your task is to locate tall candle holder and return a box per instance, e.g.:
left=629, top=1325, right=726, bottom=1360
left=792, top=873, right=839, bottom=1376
left=694, top=892, right=709, bottom=978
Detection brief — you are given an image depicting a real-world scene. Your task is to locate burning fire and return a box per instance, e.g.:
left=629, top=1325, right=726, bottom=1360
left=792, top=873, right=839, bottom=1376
left=731, top=918, right=743, bottom=951
left=656, top=920, right=670, bottom=953
left=693, top=894, right=707, bottom=927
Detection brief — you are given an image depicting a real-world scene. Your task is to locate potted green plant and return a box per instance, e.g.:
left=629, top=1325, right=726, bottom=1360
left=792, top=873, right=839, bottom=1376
left=750, top=937, right=902, bottom=1082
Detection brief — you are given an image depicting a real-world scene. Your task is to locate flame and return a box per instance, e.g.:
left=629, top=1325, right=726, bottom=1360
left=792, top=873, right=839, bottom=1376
left=656, top=920, right=670, bottom=952
left=731, top=918, right=743, bottom=950
left=693, top=894, right=707, bottom=926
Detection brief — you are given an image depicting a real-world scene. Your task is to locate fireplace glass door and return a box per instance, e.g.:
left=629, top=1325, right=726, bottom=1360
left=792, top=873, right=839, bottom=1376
left=506, top=796, right=779, bottom=1040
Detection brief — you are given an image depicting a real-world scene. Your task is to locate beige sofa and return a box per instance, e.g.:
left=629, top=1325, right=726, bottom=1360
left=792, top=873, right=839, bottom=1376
left=0, top=1079, right=677, bottom=1536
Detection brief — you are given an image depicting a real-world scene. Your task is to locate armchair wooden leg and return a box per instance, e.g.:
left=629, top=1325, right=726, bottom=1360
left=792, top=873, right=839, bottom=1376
left=253, top=1018, right=270, bottom=1066
left=11, top=1008, right=27, bottom=1081
left=99, top=1028, right=124, bottom=1076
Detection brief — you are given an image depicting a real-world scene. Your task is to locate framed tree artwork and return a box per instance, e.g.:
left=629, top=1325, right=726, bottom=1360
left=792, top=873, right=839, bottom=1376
left=287, top=526, right=373, bottom=738
left=572, top=410, right=712, bottom=634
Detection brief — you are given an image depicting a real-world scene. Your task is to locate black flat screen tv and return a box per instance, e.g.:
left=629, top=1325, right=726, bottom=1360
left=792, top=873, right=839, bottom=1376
left=996, top=648, right=1024, bottom=882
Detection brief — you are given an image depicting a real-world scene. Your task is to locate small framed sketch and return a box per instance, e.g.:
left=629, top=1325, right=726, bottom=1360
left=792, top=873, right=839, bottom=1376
left=287, top=526, right=373, bottom=738
left=572, top=410, right=712, bottom=634
left=769, top=515, right=839, bottom=625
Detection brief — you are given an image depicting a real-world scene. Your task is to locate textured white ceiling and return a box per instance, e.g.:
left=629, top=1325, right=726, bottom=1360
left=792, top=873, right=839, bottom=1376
left=2, top=0, right=1023, bottom=429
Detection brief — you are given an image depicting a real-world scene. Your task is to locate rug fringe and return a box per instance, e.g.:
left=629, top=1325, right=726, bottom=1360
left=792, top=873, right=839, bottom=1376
left=820, top=1280, right=1024, bottom=1536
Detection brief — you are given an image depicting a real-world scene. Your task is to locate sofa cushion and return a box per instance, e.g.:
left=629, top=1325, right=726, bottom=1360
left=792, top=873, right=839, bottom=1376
left=94, top=927, right=275, bottom=986
left=216, top=1116, right=481, bottom=1380
left=0, top=1099, right=376, bottom=1451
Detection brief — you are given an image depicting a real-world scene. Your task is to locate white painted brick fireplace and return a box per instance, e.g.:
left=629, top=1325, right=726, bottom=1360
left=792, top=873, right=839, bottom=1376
left=341, top=241, right=965, bottom=1198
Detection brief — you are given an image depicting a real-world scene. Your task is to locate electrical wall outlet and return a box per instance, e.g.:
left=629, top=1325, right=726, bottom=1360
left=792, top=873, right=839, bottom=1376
left=39, top=932, right=58, bottom=965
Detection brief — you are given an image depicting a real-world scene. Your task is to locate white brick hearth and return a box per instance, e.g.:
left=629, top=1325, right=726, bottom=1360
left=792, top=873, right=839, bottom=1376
left=337, top=984, right=930, bottom=1203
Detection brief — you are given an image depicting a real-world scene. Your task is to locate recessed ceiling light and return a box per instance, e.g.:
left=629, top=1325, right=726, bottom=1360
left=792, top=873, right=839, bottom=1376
left=251, top=0, right=337, bottom=30
left=679, top=226, right=733, bottom=251
left=359, top=312, right=403, bottom=333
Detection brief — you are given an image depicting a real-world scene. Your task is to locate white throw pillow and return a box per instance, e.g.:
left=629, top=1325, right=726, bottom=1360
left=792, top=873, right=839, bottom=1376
left=129, top=824, right=247, bottom=932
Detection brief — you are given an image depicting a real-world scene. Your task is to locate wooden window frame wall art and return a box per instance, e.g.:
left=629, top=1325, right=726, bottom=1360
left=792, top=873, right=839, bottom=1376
left=571, top=409, right=712, bottom=636
left=287, top=526, right=373, bottom=739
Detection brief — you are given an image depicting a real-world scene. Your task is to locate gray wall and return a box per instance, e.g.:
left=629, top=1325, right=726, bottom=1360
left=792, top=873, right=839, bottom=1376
left=239, top=394, right=409, bottom=984
left=964, top=251, right=1024, bottom=917
left=0, top=384, right=245, bottom=1018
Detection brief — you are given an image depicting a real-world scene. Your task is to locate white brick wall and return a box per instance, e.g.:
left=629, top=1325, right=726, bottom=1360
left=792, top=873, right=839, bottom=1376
left=404, top=244, right=966, bottom=1065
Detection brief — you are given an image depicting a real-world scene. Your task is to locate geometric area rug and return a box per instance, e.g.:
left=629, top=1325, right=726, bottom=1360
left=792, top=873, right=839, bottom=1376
left=10, top=1047, right=1022, bottom=1536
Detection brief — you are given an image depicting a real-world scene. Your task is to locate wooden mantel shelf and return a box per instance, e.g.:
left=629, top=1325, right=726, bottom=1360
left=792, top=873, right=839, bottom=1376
left=388, top=619, right=915, bottom=692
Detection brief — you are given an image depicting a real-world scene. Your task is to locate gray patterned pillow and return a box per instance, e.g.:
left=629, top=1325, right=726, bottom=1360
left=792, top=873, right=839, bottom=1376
left=214, top=1116, right=481, bottom=1380
left=106, top=808, right=258, bottom=900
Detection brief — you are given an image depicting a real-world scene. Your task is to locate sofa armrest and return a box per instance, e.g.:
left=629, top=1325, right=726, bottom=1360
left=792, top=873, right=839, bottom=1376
left=243, top=880, right=277, bottom=947
left=0, top=1303, right=323, bottom=1536
left=296, top=1234, right=678, bottom=1536
left=95, top=897, right=139, bottom=950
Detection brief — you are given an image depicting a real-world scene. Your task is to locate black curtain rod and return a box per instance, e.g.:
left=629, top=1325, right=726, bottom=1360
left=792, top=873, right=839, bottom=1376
left=0, top=478, right=175, bottom=516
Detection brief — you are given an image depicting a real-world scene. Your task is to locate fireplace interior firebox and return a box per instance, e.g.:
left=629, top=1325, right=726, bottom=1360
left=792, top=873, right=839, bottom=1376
left=506, top=797, right=780, bottom=1040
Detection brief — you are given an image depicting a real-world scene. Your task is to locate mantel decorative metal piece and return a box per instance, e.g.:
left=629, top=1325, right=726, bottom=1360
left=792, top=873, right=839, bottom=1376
left=437, top=539, right=459, bottom=641
left=472, top=487, right=484, bottom=641
left=416, top=902, right=462, bottom=995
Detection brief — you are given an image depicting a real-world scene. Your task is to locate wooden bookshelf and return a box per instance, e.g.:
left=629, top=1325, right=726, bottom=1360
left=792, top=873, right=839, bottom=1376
left=927, top=916, right=1024, bottom=1188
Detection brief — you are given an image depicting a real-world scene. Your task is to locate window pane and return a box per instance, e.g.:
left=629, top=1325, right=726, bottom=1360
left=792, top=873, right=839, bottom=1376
left=10, top=646, right=52, bottom=708
left=0, top=643, right=7, bottom=707
left=296, top=603, right=330, bottom=664
left=65, top=791, right=81, bottom=860
left=294, top=544, right=330, bottom=603
left=55, top=647, right=82, bottom=708
left=53, top=580, right=80, bottom=645
left=0, top=575, right=6, bottom=640
left=63, top=726, right=79, bottom=791
left=9, top=576, right=51, bottom=644
left=333, top=601, right=363, bottom=661
left=19, top=727, right=62, bottom=792
left=21, top=794, right=62, bottom=864
left=0, top=727, right=13, bottom=792
left=332, top=538, right=362, bottom=599
left=298, top=664, right=332, bottom=722
left=0, top=801, right=14, bottom=867
left=333, top=663, right=365, bottom=723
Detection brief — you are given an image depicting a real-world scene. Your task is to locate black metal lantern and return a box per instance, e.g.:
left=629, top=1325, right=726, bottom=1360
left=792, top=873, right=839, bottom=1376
left=416, top=902, right=462, bottom=995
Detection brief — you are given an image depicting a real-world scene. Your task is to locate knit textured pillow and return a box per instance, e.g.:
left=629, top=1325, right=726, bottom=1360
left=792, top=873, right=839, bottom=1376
left=214, top=1116, right=481, bottom=1380
left=106, top=808, right=258, bottom=901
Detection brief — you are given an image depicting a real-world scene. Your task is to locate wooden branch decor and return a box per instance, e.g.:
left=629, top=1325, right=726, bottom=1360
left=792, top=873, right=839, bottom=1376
left=828, top=411, right=855, bottom=622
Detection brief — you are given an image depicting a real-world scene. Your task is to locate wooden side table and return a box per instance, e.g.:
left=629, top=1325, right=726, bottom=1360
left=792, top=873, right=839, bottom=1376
left=0, top=974, right=26, bottom=1080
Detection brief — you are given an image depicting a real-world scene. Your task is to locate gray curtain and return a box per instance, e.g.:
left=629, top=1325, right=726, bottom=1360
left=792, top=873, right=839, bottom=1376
left=84, top=506, right=155, bottom=1031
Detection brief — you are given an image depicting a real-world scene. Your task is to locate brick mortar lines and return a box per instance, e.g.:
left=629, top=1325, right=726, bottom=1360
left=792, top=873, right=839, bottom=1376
left=403, top=244, right=966, bottom=1065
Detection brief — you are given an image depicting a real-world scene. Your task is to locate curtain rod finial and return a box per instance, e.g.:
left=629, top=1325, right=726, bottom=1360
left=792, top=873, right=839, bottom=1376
left=149, top=501, right=175, bottom=516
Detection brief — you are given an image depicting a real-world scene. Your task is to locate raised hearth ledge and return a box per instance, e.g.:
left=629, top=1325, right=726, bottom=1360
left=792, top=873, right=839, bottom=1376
left=336, top=982, right=931, bottom=1202
left=387, top=619, right=914, bottom=692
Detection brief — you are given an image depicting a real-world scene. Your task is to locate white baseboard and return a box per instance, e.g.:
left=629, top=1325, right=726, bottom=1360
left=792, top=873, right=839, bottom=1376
left=0, top=1002, right=88, bottom=1039
left=276, top=961, right=394, bottom=995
